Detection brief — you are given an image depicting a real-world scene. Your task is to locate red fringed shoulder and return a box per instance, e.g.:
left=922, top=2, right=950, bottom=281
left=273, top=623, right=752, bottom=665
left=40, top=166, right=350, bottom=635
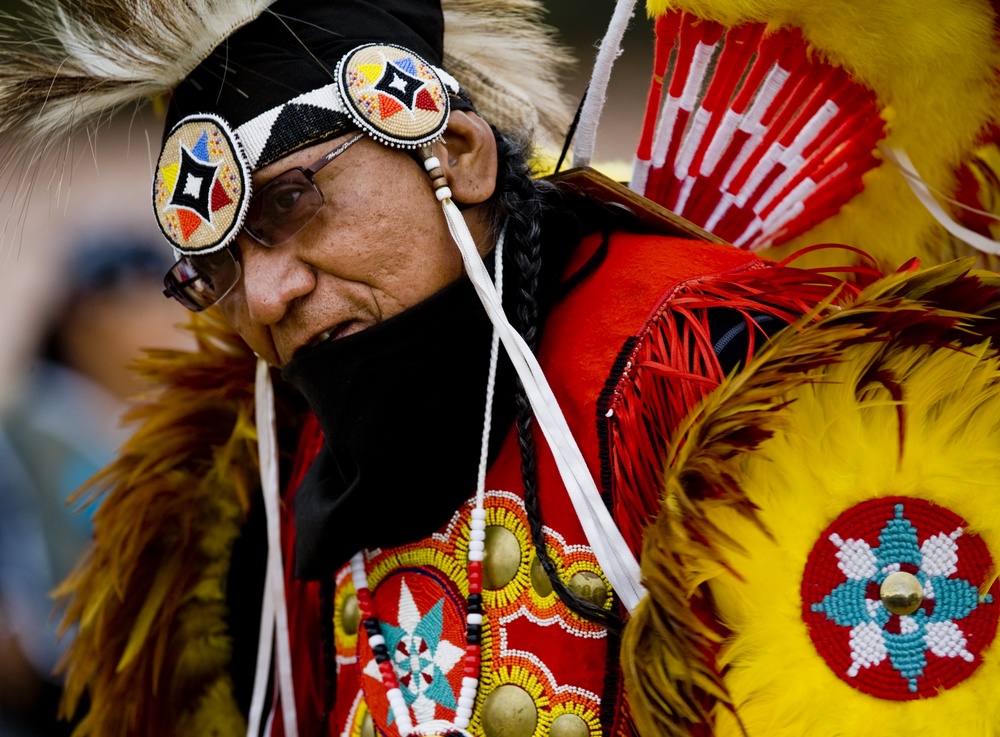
left=539, top=232, right=759, bottom=482
left=539, top=231, right=855, bottom=554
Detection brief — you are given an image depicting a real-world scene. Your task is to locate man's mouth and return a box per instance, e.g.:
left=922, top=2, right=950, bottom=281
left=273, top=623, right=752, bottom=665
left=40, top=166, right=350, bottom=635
left=300, top=322, right=356, bottom=355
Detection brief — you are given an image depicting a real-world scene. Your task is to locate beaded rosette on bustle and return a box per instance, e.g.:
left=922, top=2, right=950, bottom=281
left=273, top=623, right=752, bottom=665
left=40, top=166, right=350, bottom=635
left=623, top=260, right=1000, bottom=737
left=801, top=496, right=998, bottom=700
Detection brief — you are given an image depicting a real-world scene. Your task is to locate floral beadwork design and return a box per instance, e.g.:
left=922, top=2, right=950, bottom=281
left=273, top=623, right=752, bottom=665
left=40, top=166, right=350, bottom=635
left=801, top=497, right=999, bottom=700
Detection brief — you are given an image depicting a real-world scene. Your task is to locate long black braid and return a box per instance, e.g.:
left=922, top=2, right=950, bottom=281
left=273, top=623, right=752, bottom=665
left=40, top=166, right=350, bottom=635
left=319, top=577, right=337, bottom=714
left=491, top=130, right=623, bottom=633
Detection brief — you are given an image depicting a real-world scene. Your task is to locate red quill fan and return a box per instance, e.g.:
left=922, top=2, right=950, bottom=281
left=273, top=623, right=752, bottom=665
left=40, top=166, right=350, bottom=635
left=632, top=12, right=886, bottom=249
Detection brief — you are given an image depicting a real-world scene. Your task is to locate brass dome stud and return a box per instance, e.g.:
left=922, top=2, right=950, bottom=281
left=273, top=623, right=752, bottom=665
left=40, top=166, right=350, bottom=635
left=530, top=556, right=554, bottom=597
left=483, top=526, right=522, bottom=590
left=880, top=571, right=924, bottom=616
left=481, top=684, right=538, bottom=737
left=340, top=593, right=361, bottom=636
left=550, top=713, right=590, bottom=737
left=568, top=571, right=609, bottom=608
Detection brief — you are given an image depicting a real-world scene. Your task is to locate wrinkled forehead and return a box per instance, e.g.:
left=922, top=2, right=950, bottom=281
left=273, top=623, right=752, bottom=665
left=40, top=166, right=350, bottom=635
left=152, top=0, right=466, bottom=258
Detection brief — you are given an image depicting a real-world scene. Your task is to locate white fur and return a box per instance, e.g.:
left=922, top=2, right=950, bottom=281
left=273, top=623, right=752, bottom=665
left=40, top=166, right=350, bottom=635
left=0, top=0, right=572, bottom=164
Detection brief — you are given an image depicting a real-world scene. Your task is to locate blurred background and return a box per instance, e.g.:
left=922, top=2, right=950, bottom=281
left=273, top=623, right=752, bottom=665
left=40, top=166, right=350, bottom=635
left=0, top=1, right=654, bottom=734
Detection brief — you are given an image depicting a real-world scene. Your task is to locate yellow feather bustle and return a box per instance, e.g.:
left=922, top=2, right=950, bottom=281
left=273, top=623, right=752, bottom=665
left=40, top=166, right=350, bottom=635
left=645, top=0, right=1000, bottom=270
left=55, top=310, right=302, bottom=737
left=625, top=260, right=1000, bottom=736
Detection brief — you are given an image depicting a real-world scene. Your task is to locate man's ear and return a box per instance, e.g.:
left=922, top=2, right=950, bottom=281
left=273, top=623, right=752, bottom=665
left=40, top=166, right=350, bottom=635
left=434, top=110, right=498, bottom=205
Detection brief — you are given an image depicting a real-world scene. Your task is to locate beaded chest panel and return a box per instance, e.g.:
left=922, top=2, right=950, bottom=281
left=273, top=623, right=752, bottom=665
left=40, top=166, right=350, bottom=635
left=333, top=490, right=611, bottom=737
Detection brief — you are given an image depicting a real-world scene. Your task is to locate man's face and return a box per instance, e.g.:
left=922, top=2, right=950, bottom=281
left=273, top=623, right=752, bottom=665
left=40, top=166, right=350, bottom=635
left=219, top=133, right=467, bottom=366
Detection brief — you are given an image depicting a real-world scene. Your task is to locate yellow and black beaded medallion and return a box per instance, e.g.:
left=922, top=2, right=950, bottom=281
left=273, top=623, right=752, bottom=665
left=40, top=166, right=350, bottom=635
left=153, top=114, right=251, bottom=254
left=337, top=44, right=450, bottom=148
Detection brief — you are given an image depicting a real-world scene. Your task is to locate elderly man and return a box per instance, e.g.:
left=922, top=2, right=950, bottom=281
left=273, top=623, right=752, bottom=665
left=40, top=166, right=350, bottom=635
left=25, top=1, right=828, bottom=734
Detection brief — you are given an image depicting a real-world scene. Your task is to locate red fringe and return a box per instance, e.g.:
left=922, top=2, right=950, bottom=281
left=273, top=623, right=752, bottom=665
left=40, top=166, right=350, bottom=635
left=606, top=261, right=863, bottom=554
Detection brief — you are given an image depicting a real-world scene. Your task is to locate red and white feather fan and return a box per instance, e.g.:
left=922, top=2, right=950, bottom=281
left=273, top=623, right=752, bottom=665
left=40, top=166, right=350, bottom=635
left=630, top=12, right=887, bottom=250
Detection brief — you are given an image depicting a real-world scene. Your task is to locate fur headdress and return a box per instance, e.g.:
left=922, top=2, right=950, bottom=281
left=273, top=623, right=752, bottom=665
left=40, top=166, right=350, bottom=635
left=0, top=0, right=571, bottom=184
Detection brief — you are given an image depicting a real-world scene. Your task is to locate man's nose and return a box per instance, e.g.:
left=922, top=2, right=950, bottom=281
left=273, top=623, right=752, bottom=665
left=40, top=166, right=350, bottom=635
left=238, top=238, right=317, bottom=325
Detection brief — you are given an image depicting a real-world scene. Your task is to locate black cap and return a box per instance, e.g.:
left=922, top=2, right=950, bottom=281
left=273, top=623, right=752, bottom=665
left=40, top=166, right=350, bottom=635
left=164, top=0, right=446, bottom=163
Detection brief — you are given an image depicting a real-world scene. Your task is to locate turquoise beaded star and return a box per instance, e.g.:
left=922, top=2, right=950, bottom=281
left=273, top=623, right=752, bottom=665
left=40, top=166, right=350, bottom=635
left=812, top=503, right=988, bottom=692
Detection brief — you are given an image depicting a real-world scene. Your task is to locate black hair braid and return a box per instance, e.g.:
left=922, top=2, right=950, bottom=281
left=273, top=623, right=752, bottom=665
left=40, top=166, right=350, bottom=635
left=320, top=576, right=337, bottom=713
left=493, top=131, right=623, bottom=633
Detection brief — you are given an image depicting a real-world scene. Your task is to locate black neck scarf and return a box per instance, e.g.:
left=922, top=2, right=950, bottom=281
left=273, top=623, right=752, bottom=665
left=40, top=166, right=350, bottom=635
left=281, top=277, right=516, bottom=580
left=281, top=187, right=591, bottom=580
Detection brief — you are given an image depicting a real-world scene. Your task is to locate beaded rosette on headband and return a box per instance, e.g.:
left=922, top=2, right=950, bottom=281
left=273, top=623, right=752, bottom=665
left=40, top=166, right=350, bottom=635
left=154, top=44, right=457, bottom=255
left=337, top=44, right=453, bottom=148
left=155, top=116, right=252, bottom=254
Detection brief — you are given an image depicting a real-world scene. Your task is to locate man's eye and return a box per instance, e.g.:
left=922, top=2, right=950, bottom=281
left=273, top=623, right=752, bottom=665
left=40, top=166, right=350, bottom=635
left=263, top=183, right=310, bottom=218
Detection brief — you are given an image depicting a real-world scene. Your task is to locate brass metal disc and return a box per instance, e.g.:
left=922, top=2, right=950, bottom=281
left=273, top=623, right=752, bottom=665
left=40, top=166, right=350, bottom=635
left=360, top=712, right=375, bottom=737
left=483, top=525, right=522, bottom=589
left=880, top=571, right=924, bottom=616
left=550, top=713, right=590, bottom=737
left=530, top=555, right=554, bottom=597
left=340, top=593, right=361, bottom=635
left=568, top=571, right=608, bottom=608
left=481, top=684, right=538, bottom=737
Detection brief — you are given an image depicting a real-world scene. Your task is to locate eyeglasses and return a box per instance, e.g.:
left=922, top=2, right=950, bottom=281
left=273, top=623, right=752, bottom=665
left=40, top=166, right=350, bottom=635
left=163, top=132, right=365, bottom=311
